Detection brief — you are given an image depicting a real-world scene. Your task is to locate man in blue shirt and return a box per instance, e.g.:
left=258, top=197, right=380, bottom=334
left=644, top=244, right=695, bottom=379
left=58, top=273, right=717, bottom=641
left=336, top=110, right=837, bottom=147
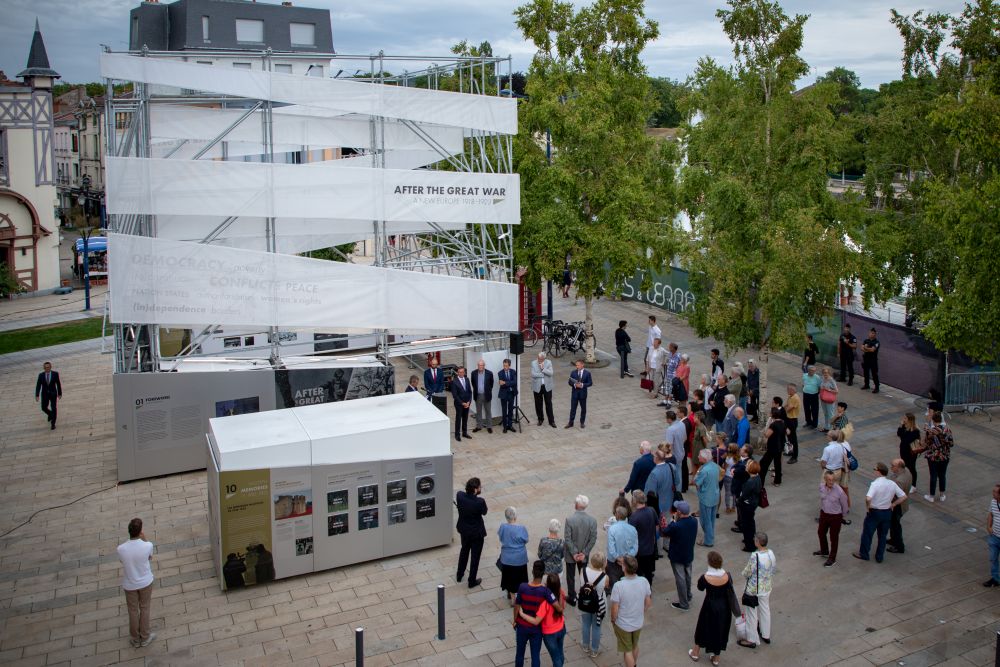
left=645, top=447, right=682, bottom=516
left=661, top=500, right=698, bottom=610
left=606, top=505, right=638, bottom=587
left=735, top=407, right=751, bottom=447
left=622, top=441, right=655, bottom=494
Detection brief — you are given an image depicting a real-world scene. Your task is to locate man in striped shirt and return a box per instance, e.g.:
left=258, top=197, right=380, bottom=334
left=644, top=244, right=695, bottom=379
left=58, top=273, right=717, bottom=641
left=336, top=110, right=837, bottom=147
left=985, top=484, right=1000, bottom=588
left=513, top=560, right=559, bottom=667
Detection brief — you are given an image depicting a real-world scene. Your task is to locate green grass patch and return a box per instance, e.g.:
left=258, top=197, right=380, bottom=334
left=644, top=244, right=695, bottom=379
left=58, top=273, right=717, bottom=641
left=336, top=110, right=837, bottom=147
left=0, top=317, right=106, bottom=355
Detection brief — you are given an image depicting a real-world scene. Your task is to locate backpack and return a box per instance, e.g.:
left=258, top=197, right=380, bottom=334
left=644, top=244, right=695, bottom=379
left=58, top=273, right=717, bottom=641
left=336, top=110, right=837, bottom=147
left=577, top=568, right=605, bottom=614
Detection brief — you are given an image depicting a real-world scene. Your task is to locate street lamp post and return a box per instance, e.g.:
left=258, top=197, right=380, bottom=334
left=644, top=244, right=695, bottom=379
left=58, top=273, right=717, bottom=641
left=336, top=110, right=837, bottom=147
left=77, top=181, right=92, bottom=311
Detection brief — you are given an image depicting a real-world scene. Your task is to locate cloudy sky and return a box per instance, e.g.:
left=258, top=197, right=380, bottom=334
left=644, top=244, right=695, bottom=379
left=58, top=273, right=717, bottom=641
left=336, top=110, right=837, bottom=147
left=1, top=0, right=965, bottom=88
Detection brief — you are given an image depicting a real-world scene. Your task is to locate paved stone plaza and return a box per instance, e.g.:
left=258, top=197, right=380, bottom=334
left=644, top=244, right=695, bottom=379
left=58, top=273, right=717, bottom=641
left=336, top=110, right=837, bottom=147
left=1, top=297, right=998, bottom=667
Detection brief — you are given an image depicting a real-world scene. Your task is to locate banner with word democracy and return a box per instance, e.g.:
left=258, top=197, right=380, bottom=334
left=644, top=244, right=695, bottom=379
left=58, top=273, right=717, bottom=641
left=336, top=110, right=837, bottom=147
left=108, top=234, right=517, bottom=332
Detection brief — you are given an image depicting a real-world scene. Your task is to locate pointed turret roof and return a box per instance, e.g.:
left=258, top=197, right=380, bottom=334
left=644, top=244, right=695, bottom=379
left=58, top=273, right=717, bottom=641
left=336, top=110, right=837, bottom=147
left=17, top=19, right=60, bottom=79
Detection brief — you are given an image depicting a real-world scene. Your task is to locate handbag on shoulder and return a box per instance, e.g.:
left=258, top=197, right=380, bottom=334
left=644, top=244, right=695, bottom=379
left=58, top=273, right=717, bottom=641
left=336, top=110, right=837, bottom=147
left=741, top=553, right=760, bottom=607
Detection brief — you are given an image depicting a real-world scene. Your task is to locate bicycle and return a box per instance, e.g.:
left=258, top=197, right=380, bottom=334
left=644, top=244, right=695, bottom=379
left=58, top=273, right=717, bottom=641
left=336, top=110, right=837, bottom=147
left=519, top=314, right=547, bottom=348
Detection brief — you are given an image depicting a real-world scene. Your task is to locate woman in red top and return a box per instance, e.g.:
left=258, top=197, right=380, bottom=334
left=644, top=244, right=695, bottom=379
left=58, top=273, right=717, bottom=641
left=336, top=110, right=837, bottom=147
left=518, top=573, right=566, bottom=667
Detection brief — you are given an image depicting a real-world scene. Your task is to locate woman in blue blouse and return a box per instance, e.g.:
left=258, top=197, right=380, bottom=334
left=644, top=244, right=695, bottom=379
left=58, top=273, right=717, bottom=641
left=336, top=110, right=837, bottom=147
left=499, top=506, right=530, bottom=605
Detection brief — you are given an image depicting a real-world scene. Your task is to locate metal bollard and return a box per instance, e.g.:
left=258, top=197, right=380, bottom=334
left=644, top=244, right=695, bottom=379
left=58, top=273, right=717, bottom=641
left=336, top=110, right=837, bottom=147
left=437, top=584, right=446, bottom=640
left=355, top=627, right=364, bottom=667
left=995, top=629, right=999, bottom=667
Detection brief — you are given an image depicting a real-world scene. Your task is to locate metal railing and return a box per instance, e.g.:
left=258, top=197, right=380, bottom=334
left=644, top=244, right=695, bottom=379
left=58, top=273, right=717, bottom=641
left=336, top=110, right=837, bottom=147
left=944, top=371, right=1000, bottom=419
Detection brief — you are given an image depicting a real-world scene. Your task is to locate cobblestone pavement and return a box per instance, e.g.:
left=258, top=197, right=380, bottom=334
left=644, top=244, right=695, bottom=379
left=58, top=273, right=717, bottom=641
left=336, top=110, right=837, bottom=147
left=1, top=297, right=998, bottom=667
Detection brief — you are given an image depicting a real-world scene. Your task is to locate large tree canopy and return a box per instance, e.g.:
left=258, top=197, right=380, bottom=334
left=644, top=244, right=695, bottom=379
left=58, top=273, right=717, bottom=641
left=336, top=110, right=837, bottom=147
left=513, top=0, right=678, bottom=361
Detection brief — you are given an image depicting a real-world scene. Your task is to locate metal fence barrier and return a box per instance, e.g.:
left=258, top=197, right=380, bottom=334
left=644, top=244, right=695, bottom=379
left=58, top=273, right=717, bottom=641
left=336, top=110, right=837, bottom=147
left=945, top=372, right=1000, bottom=419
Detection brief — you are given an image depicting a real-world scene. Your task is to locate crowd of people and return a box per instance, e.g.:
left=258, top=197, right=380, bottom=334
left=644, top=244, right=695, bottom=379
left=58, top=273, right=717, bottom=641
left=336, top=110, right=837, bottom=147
left=451, top=315, right=993, bottom=667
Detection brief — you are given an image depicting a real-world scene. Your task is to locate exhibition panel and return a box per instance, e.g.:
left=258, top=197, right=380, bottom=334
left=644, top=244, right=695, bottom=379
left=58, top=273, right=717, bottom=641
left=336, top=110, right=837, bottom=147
left=100, top=53, right=518, bottom=134
left=105, top=157, right=521, bottom=225
left=108, top=234, right=519, bottom=332
left=207, top=393, right=452, bottom=590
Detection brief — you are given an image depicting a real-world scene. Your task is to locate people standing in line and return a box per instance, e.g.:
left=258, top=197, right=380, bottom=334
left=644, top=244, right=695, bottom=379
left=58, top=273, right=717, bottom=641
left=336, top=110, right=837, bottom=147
left=566, top=359, right=592, bottom=429
left=531, top=352, right=556, bottom=428
left=628, top=491, right=658, bottom=584
left=720, top=395, right=738, bottom=444
left=644, top=316, right=662, bottom=377
left=802, top=365, right=821, bottom=430
left=860, top=327, right=881, bottom=393
left=694, top=410, right=713, bottom=458
left=623, top=442, right=656, bottom=495
left=513, top=560, right=560, bottom=667
left=689, top=550, right=740, bottom=665
left=424, top=356, right=445, bottom=398
left=675, top=404, right=693, bottom=492
left=922, top=411, right=955, bottom=503
left=35, top=361, right=63, bottom=430
left=665, top=343, right=682, bottom=396
left=699, top=378, right=716, bottom=429
left=578, top=551, right=609, bottom=657
left=887, top=459, right=913, bottom=554
left=516, top=573, right=567, bottom=667
left=897, top=413, right=920, bottom=491
left=735, top=461, right=762, bottom=552
left=733, top=363, right=749, bottom=413
left=746, top=360, right=760, bottom=423
left=803, top=333, right=819, bottom=372
left=815, top=470, right=849, bottom=567
left=727, top=370, right=743, bottom=418
left=456, top=477, right=488, bottom=588
left=738, top=533, right=776, bottom=650
left=731, top=446, right=753, bottom=519
left=759, top=407, right=786, bottom=487
left=819, top=367, right=839, bottom=431
left=538, top=520, right=565, bottom=576
left=499, top=507, right=530, bottom=605
left=694, top=449, right=722, bottom=547
left=723, top=443, right=739, bottom=515
left=710, top=375, right=731, bottom=429
left=498, top=359, right=518, bottom=434
left=647, top=338, right=666, bottom=398
left=663, top=500, right=698, bottom=611
left=609, top=555, right=652, bottom=667
left=710, top=349, right=725, bottom=385
left=735, top=407, right=750, bottom=449
left=677, top=353, right=692, bottom=397
left=853, top=462, right=907, bottom=563
left=450, top=366, right=473, bottom=441
left=471, top=359, right=495, bottom=434
left=838, top=323, right=857, bottom=385
left=664, top=410, right=688, bottom=476
left=785, top=384, right=801, bottom=464
left=606, top=505, right=639, bottom=588
left=984, top=485, right=1000, bottom=588
left=117, top=518, right=156, bottom=648
left=563, top=495, right=598, bottom=606
left=615, top=320, right=634, bottom=379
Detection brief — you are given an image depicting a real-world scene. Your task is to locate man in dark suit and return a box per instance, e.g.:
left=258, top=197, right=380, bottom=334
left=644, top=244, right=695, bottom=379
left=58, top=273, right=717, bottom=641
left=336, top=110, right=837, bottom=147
left=470, top=359, right=495, bottom=434
left=404, top=375, right=421, bottom=393
left=450, top=366, right=473, bottom=441
left=565, top=359, right=593, bottom=429
left=35, top=361, right=63, bottom=430
left=455, top=477, right=488, bottom=588
left=423, top=357, right=445, bottom=398
left=497, top=358, right=517, bottom=433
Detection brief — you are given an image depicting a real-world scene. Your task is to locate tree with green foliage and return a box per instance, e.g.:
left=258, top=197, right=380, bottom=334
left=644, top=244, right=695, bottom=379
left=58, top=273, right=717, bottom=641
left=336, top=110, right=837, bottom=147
left=648, top=77, right=686, bottom=127
left=864, top=1, right=1000, bottom=362
left=513, top=0, right=678, bottom=362
left=679, top=0, right=857, bottom=391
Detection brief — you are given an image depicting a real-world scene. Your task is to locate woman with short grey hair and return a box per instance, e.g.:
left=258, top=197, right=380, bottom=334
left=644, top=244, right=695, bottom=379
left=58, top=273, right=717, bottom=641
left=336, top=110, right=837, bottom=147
left=738, top=532, right=776, bottom=649
left=538, top=519, right=565, bottom=576
left=498, top=507, right=529, bottom=605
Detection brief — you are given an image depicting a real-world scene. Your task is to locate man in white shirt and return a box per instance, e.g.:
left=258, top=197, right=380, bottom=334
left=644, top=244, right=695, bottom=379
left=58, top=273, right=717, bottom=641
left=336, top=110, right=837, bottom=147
left=643, top=316, right=662, bottom=377
left=647, top=339, right=666, bottom=398
left=610, top=555, right=652, bottom=667
left=117, top=518, right=156, bottom=648
left=853, top=462, right=906, bottom=563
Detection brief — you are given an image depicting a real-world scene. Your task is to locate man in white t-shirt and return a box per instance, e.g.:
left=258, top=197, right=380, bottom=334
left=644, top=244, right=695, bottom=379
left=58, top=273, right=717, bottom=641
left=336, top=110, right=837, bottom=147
left=117, top=517, right=156, bottom=648
left=643, top=316, right=662, bottom=376
left=610, top=555, right=652, bottom=667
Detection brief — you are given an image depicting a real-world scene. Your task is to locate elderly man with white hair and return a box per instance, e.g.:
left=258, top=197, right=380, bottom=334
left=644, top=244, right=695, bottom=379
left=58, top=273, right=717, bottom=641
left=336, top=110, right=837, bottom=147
left=531, top=351, right=556, bottom=428
left=622, top=441, right=656, bottom=495
left=720, top=394, right=739, bottom=443
left=694, top=448, right=722, bottom=546
left=564, top=494, right=598, bottom=606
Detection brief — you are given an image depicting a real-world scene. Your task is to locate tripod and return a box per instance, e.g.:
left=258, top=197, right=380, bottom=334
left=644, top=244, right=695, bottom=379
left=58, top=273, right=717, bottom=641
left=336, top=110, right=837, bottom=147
left=511, top=353, right=531, bottom=433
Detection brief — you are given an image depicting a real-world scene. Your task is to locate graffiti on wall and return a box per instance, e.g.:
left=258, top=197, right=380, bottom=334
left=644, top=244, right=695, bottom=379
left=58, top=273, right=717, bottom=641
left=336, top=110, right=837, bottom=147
left=619, top=267, right=696, bottom=314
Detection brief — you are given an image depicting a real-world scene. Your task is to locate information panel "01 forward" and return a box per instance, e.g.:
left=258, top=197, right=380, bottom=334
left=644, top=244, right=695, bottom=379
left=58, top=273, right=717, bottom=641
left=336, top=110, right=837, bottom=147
left=108, top=234, right=517, bottom=332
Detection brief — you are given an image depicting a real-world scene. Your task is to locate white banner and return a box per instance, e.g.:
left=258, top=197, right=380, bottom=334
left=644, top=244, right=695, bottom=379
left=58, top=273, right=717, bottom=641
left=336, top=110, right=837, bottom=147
left=107, top=157, right=520, bottom=225
left=108, top=234, right=517, bottom=332
left=101, top=53, right=517, bottom=134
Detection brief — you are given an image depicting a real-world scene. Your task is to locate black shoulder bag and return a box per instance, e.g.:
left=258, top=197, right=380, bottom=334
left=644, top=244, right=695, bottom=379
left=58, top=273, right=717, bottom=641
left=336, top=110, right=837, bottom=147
left=741, top=553, right=759, bottom=608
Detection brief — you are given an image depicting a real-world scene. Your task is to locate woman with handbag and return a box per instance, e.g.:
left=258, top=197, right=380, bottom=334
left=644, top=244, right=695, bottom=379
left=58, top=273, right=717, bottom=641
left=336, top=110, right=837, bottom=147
left=737, top=533, right=776, bottom=649
left=734, top=461, right=762, bottom=553
left=819, top=368, right=839, bottom=432
left=897, top=413, right=921, bottom=491
left=922, top=411, right=955, bottom=503
left=688, top=551, right=741, bottom=665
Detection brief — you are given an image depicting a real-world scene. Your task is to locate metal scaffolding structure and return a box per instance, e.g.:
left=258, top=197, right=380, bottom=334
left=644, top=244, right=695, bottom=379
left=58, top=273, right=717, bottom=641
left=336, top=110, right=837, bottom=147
left=103, top=48, right=516, bottom=374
